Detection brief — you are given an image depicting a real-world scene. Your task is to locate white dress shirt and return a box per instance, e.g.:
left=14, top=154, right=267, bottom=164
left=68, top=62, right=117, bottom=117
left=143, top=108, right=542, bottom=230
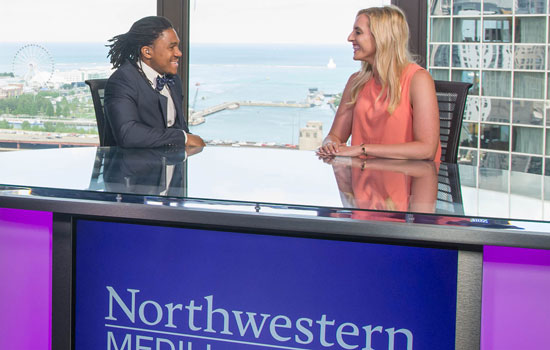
left=139, top=60, right=187, bottom=142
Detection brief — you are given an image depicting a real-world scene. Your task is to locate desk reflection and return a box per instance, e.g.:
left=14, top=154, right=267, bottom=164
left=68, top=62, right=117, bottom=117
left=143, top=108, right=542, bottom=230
left=325, top=157, right=442, bottom=221
left=91, top=147, right=203, bottom=197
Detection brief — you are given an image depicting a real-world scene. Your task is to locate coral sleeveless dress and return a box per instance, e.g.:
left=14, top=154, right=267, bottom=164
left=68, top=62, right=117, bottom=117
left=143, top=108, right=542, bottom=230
left=351, top=63, right=441, bottom=161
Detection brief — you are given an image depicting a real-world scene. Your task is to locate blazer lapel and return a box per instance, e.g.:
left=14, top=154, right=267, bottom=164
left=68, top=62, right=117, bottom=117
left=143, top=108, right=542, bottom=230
left=158, top=94, right=168, bottom=127
left=168, top=87, right=189, bottom=132
left=129, top=61, right=169, bottom=128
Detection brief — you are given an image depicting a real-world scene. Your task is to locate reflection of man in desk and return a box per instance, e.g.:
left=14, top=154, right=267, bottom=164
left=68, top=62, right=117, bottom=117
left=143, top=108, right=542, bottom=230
left=327, top=157, right=438, bottom=221
left=105, top=16, right=205, bottom=148
left=98, top=147, right=202, bottom=197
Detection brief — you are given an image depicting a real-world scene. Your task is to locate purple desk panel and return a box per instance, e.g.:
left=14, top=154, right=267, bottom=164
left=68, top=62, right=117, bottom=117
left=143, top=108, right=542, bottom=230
left=0, top=208, right=52, bottom=350
left=481, top=245, right=550, bottom=349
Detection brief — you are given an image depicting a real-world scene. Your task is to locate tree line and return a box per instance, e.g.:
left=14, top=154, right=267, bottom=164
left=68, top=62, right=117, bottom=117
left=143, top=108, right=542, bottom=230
left=0, top=91, right=87, bottom=117
left=0, top=119, right=97, bottom=134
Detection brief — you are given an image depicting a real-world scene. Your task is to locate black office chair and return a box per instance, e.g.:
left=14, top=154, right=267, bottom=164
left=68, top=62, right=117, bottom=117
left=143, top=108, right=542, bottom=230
left=434, top=80, right=472, bottom=163
left=85, top=79, right=116, bottom=146
left=436, top=162, right=464, bottom=215
left=407, top=162, right=464, bottom=224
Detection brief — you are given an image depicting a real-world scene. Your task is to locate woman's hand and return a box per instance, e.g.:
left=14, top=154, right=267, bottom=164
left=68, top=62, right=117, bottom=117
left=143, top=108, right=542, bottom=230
left=316, top=140, right=342, bottom=156
left=331, top=144, right=364, bottom=157
left=317, top=143, right=364, bottom=157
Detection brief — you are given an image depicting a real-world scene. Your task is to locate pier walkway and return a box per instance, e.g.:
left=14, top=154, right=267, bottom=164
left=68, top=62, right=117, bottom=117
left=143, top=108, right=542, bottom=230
left=189, top=100, right=311, bottom=125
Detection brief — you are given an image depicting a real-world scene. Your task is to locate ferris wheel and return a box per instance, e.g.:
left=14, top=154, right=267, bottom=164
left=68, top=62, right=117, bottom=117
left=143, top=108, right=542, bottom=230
left=12, top=44, right=55, bottom=86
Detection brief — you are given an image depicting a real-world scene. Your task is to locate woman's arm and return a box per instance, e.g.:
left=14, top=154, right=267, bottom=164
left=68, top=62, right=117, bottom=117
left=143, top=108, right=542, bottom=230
left=357, top=158, right=437, bottom=177
left=317, top=73, right=357, bottom=155
left=352, top=158, right=438, bottom=213
left=327, top=70, right=440, bottom=160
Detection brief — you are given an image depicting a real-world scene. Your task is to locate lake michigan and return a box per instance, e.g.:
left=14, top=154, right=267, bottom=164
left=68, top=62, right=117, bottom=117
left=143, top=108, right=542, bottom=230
left=0, top=42, right=360, bottom=144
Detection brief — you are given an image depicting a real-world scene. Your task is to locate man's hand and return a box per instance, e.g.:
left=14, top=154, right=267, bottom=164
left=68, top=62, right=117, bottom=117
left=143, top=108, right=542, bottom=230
left=186, top=134, right=206, bottom=147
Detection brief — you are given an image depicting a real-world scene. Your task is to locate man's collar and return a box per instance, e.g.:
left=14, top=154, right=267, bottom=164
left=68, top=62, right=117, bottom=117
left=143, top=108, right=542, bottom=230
left=139, top=60, right=162, bottom=89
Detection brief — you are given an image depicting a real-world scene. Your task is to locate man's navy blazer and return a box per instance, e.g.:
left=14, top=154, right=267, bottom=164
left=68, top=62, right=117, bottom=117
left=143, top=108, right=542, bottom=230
left=102, top=147, right=186, bottom=197
left=104, top=60, right=189, bottom=148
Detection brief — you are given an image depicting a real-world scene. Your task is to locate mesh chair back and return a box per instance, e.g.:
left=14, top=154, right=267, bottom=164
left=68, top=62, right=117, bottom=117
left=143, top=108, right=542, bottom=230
left=434, top=80, right=472, bottom=163
left=85, top=79, right=116, bottom=146
left=436, top=163, right=464, bottom=215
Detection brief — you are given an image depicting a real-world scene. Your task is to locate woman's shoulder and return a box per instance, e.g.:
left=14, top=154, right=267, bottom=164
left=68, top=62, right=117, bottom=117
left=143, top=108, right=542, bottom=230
left=410, top=66, right=434, bottom=86
left=348, top=71, right=361, bottom=81
left=402, top=62, right=424, bottom=78
left=409, top=65, right=436, bottom=100
left=343, top=71, right=364, bottom=91
left=401, top=63, right=432, bottom=87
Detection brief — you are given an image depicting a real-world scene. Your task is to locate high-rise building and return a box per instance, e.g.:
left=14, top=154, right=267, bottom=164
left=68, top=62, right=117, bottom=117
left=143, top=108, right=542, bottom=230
left=428, top=0, right=549, bottom=175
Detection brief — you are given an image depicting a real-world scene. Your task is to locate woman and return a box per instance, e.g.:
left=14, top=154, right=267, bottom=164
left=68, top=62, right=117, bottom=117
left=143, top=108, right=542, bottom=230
left=328, top=157, right=438, bottom=222
left=317, top=6, right=441, bottom=160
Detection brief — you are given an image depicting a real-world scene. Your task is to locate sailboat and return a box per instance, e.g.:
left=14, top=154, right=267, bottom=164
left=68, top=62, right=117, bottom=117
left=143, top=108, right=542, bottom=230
left=327, top=57, right=336, bottom=69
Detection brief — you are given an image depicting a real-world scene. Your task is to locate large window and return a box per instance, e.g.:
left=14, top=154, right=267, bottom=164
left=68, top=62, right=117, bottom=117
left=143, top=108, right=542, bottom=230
left=428, top=0, right=549, bottom=174
left=188, top=0, right=389, bottom=150
left=0, top=0, right=155, bottom=150
left=427, top=0, right=549, bottom=217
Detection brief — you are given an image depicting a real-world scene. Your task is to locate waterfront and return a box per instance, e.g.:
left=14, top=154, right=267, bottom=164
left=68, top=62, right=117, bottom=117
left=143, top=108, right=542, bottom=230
left=0, top=43, right=359, bottom=146
left=187, top=44, right=357, bottom=144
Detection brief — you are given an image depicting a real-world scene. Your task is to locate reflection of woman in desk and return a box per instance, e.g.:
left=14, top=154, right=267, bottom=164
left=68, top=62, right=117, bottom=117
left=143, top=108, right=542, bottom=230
left=317, top=6, right=440, bottom=161
left=330, top=157, right=438, bottom=221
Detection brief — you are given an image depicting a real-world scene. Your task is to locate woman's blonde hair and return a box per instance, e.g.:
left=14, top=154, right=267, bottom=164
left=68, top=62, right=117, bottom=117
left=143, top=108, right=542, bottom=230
left=349, top=5, right=414, bottom=114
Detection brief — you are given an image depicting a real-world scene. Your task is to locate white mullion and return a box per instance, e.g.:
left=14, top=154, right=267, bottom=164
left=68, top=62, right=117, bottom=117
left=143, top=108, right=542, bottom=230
left=543, top=4, right=549, bottom=210
left=426, top=1, right=430, bottom=69
left=508, top=0, right=517, bottom=221
left=511, top=0, right=516, bottom=225
left=449, top=0, right=454, bottom=80
left=509, top=0, right=516, bottom=185
left=480, top=1, right=485, bottom=170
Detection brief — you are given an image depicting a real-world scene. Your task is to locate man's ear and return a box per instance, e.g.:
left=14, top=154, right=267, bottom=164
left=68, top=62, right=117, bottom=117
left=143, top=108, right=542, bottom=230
left=141, top=46, right=152, bottom=60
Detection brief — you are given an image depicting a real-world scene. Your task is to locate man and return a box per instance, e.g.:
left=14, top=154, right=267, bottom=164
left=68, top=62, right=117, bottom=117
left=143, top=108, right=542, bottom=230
left=104, top=16, right=205, bottom=148
left=101, top=147, right=202, bottom=197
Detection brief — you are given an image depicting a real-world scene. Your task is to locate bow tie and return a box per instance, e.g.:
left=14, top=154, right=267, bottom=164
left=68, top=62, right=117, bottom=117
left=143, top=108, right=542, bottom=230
left=156, top=75, right=175, bottom=92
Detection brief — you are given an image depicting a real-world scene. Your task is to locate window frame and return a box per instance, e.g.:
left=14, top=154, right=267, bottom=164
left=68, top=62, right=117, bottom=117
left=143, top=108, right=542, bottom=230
left=392, top=0, right=428, bottom=67
left=164, top=0, right=428, bottom=123
left=158, top=0, right=191, bottom=121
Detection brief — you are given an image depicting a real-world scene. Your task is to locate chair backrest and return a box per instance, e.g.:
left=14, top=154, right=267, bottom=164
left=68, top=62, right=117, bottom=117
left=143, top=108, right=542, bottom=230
left=85, top=79, right=116, bottom=146
left=436, top=162, right=464, bottom=215
left=434, top=80, right=472, bottom=163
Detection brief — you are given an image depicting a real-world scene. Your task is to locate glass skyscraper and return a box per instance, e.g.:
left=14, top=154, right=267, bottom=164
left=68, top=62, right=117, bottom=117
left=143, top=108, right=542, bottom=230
left=428, top=0, right=549, bottom=177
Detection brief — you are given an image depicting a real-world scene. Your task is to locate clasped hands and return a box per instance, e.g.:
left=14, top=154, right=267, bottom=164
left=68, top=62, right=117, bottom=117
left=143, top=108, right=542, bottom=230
left=316, top=141, right=366, bottom=158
